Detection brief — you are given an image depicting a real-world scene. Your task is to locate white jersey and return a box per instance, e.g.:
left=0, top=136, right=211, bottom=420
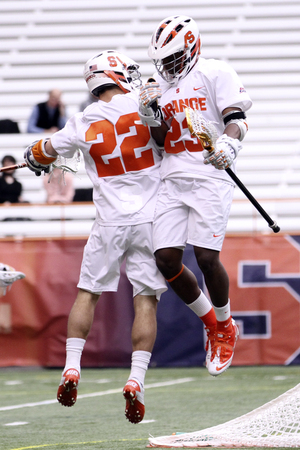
left=51, top=92, right=162, bottom=225
left=154, top=57, right=252, bottom=184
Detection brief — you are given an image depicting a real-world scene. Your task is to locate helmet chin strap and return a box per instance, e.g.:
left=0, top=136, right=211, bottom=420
left=104, top=70, right=130, bottom=93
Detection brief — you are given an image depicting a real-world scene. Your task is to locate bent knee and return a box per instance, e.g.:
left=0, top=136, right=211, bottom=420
left=195, top=248, right=220, bottom=273
left=155, top=248, right=182, bottom=278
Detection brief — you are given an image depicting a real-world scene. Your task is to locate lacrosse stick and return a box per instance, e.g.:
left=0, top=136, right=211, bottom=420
left=0, top=150, right=81, bottom=175
left=0, top=162, right=27, bottom=172
left=185, top=106, right=280, bottom=233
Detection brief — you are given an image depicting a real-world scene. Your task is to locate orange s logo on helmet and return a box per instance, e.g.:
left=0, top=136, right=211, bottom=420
left=107, top=55, right=127, bottom=68
left=184, top=31, right=195, bottom=46
left=107, top=56, right=118, bottom=67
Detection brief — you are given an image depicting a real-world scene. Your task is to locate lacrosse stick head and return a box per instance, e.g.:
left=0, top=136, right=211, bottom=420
left=52, top=149, right=81, bottom=175
left=185, top=106, right=218, bottom=152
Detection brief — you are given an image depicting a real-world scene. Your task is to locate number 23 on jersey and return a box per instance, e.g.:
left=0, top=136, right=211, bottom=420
left=164, top=116, right=204, bottom=154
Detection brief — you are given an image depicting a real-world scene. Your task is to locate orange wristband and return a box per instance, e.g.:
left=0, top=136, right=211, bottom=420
left=32, top=139, right=57, bottom=165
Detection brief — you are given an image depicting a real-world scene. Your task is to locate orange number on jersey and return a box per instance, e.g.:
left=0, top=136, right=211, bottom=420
left=116, top=113, right=154, bottom=171
left=164, top=117, right=204, bottom=154
left=86, top=120, right=124, bottom=177
left=86, top=113, right=154, bottom=177
left=164, top=118, right=185, bottom=154
left=182, top=117, right=204, bottom=153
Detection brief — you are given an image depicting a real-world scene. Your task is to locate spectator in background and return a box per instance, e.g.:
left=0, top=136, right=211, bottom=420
left=27, top=89, right=67, bottom=134
left=0, top=155, right=23, bottom=204
left=43, top=168, right=74, bottom=204
left=79, top=92, right=98, bottom=111
left=0, top=119, right=20, bottom=134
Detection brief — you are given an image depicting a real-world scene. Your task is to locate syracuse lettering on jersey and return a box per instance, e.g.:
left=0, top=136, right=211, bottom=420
left=162, top=97, right=207, bottom=121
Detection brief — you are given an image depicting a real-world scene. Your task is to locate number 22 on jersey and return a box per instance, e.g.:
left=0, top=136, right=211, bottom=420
left=85, top=112, right=155, bottom=177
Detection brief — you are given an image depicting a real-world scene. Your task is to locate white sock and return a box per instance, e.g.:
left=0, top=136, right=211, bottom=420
left=128, top=350, right=151, bottom=389
left=187, top=291, right=212, bottom=317
left=64, top=337, right=86, bottom=374
left=214, top=300, right=231, bottom=322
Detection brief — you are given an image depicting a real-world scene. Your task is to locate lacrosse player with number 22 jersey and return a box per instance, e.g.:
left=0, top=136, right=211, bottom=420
left=24, top=50, right=167, bottom=424
left=139, top=15, right=252, bottom=376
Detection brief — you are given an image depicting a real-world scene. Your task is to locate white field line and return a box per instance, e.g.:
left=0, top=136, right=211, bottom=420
left=4, top=421, right=29, bottom=426
left=0, top=377, right=194, bottom=412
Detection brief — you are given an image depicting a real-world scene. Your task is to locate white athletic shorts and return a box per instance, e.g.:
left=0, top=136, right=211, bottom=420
left=78, top=221, right=167, bottom=299
left=153, top=177, right=234, bottom=252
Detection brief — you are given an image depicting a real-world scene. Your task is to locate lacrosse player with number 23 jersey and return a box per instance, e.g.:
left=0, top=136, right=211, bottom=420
left=139, top=15, right=252, bottom=376
left=24, top=50, right=167, bottom=424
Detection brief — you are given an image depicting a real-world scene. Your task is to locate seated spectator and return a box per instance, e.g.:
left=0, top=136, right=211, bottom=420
left=79, top=92, right=98, bottom=111
left=73, top=188, right=93, bottom=202
left=43, top=167, right=74, bottom=204
left=0, top=155, right=23, bottom=204
left=0, top=119, right=20, bottom=134
left=27, top=89, right=67, bottom=134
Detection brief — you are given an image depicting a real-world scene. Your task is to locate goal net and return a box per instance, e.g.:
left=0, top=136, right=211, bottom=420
left=148, top=383, right=300, bottom=448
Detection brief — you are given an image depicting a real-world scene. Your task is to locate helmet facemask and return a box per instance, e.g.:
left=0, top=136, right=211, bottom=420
left=154, top=49, right=190, bottom=84
left=148, top=15, right=201, bottom=85
left=126, top=64, right=143, bottom=90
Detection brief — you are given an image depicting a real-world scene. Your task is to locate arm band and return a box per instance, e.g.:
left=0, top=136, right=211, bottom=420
left=223, top=110, right=246, bottom=125
left=223, top=110, right=248, bottom=141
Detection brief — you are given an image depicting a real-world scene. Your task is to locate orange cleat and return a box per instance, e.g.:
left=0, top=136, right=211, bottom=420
left=208, top=318, right=239, bottom=376
left=57, top=368, right=80, bottom=407
left=123, top=379, right=145, bottom=424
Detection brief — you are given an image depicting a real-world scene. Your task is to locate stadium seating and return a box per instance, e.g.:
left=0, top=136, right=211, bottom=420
left=0, top=0, right=299, bottom=236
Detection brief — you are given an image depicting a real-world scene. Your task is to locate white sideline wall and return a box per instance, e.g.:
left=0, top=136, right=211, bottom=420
left=0, top=0, right=299, bottom=237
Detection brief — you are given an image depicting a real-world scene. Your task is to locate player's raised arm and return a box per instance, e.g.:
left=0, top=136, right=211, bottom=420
left=138, top=79, right=169, bottom=147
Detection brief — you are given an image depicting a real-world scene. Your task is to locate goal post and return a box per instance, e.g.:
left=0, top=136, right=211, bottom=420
left=148, top=383, right=300, bottom=448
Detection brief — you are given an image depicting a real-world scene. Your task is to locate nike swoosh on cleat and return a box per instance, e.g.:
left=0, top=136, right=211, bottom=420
left=216, top=363, right=229, bottom=371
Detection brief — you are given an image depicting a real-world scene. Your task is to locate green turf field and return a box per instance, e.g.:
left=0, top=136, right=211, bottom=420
left=0, top=365, right=299, bottom=450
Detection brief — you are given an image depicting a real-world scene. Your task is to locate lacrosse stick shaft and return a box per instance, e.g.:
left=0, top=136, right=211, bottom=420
left=184, top=106, right=280, bottom=233
left=226, top=167, right=280, bottom=233
left=0, top=162, right=27, bottom=172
